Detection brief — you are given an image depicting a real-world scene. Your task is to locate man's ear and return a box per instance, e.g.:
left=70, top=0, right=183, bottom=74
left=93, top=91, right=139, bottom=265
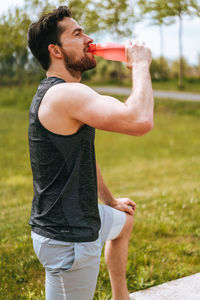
left=48, top=44, right=63, bottom=58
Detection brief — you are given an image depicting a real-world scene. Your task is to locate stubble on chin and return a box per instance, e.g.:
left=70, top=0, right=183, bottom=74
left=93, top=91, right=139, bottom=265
left=62, top=49, right=96, bottom=76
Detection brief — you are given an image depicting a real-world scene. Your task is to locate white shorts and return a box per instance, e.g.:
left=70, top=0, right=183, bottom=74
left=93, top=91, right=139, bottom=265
left=31, top=204, right=127, bottom=300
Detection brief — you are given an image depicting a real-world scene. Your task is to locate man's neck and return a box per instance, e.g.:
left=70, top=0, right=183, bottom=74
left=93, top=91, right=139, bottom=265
left=46, top=66, right=82, bottom=83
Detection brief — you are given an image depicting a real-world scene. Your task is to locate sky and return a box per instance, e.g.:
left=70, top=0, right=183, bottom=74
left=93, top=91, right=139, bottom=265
left=1, top=0, right=200, bottom=65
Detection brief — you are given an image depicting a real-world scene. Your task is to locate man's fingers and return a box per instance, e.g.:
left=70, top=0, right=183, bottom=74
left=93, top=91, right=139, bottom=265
left=127, top=205, right=136, bottom=215
left=127, top=201, right=136, bottom=215
left=128, top=40, right=145, bottom=47
left=126, top=205, right=134, bottom=215
left=115, top=198, right=136, bottom=215
left=127, top=200, right=136, bottom=209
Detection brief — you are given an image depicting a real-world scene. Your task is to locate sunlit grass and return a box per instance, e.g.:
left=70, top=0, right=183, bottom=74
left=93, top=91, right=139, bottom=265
left=93, top=100, right=200, bottom=299
left=0, top=93, right=200, bottom=299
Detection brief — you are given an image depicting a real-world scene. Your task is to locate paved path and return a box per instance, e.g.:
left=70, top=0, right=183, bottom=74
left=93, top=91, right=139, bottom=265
left=130, top=273, right=200, bottom=300
left=92, top=86, right=200, bottom=102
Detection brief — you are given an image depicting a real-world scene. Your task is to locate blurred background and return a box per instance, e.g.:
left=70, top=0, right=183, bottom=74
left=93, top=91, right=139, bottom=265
left=0, top=1, right=200, bottom=300
left=0, top=0, right=200, bottom=89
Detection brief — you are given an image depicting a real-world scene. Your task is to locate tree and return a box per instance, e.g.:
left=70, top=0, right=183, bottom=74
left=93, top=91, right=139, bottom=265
left=197, top=53, right=200, bottom=77
left=24, top=0, right=57, bottom=18
left=96, top=0, right=134, bottom=39
left=150, top=57, right=170, bottom=80
left=171, top=56, right=192, bottom=79
left=0, top=0, right=101, bottom=84
left=63, top=0, right=101, bottom=34
left=137, top=0, right=200, bottom=88
left=0, top=8, right=31, bottom=84
left=165, top=0, right=200, bottom=88
left=63, top=0, right=136, bottom=82
left=137, top=0, right=174, bottom=80
left=0, top=0, right=136, bottom=85
left=91, top=0, right=136, bottom=82
left=24, top=0, right=101, bottom=33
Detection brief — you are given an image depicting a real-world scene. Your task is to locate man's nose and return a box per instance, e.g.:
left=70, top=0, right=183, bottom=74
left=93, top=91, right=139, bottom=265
left=85, top=34, right=93, bottom=44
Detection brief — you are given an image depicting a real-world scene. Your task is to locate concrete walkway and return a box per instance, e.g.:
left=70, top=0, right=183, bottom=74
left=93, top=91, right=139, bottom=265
left=92, top=86, right=200, bottom=102
left=130, top=273, right=200, bottom=300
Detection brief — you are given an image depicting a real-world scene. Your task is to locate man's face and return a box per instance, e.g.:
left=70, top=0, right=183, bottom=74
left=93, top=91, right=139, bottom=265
left=58, top=17, right=96, bottom=74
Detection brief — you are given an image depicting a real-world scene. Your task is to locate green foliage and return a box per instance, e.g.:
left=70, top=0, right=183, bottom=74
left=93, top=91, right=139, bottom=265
left=85, top=57, right=130, bottom=84
left=161, top=0, right=200, bottom=88
left=0, top=0, right=199, bottom=87
left=0, top=84, right=37, bottom=109
left=0, top=9, right=31, bottom=84
left=137, top=0, right=200, bottom=89
left=95, top=0, right=135, bottom=39
left=0, top=0, right=104, bottom=85
left=0, top=9, right=30, bottom=58
left=171, top=57, right=192, bottom=78
left=0, top=87, right=200, bottom=299
left=65, top=0, right=102, bottom=34
left=150, top=57, right=171, bottom=80
left=138, top=0, right=200, bottom=22
left=137, top=0, right=174, bottom=26
left=24, top=0, right=58, bottom=17
left=164, top=0, right=200, bottom=18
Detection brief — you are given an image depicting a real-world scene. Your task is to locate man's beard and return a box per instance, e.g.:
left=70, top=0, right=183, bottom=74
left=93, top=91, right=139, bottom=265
left=61, top=48, right=96, bottom=78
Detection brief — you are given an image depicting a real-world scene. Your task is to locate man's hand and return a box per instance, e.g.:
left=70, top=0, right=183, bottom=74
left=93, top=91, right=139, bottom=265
left=125, top=40, right=152, bottom=70
left=112, top=197, right=136, bottom=216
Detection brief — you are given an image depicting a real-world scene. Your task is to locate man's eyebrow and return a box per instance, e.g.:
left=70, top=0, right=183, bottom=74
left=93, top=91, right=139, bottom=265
left=72, top=27, right=83, bottom=35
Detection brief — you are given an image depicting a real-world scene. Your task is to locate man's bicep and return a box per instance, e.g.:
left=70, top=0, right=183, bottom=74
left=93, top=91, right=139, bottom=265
left=75, top=94, right=126, bottom=130
left=65, top=84, right=130, bottom=133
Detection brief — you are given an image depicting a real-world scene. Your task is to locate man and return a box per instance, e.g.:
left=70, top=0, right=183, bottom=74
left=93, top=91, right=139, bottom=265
left=27, top=5, right=154, bottom=300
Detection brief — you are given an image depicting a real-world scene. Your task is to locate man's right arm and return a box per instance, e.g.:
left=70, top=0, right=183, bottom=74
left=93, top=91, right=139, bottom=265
left=58, top=41, right=154, bottom=136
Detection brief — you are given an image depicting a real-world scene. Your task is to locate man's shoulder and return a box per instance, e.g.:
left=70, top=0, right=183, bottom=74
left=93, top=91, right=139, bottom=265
left=41, top=82, right=94, bottom=114
left=48, top=82, right=91, bottom=100
left=51, top=81, right=89, bottom=92
left=46, top=82, right=97, bottom=107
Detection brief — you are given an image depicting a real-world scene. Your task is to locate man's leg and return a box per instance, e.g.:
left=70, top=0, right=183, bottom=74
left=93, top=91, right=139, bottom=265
left=104, top=213, right=134, bottom=300
left=32, top=232, right=101, bottom=300
left=45, top=261, right=100, bottom=300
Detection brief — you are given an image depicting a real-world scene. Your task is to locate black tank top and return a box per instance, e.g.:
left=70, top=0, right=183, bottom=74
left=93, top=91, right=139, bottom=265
left=28, top=77, right=100, bottom=242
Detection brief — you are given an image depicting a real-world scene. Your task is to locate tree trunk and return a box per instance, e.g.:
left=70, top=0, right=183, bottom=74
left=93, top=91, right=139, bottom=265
left=159, top=24, right=164, bottom=80
left=113, top=27, right=123, bottom=83
left=178, top=14, right=184, bottom=89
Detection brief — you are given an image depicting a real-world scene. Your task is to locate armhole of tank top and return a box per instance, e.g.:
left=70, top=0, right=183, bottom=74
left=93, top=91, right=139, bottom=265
left=37, top=92, right=87, bottom=138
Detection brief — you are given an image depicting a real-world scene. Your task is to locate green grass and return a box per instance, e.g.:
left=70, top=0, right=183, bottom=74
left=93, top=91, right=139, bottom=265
left=0, top=84, right=37, bottom=110
left=0, top=87, right=200, bottom=299
left=85, top=77, right=200, bottom=93
left=152, top=78, right=200, bottom=93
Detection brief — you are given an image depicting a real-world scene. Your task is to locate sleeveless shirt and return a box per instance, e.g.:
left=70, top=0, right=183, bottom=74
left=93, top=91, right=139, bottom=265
left=28, top=77, right=101, bottom=242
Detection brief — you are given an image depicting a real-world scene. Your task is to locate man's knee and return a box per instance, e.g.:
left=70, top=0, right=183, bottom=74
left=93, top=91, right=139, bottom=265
left=125, top=213, right=134, bottom=231
left=118, top=213, right=134, bottom=239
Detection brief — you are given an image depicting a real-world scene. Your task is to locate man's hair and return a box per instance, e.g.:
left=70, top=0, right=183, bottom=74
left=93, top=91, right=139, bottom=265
left=27, top=6, right=72, bottom=70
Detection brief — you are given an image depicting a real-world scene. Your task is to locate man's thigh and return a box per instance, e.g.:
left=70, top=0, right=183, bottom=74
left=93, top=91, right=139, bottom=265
left=45, top=258, right=100, bottom=300
left=32, top=232, right=102, bottom=300
left=98, top=204, right=127, bottom=245
left=31, top=205, right=126, bottom=300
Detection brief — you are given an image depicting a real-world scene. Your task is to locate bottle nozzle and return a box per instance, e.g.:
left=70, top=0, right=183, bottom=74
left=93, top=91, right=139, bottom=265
left=88, top=44, right=96, bottom=53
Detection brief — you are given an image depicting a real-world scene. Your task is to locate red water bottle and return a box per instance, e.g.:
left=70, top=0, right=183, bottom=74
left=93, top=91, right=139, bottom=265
left=88, top=43, right=127, bottom=63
